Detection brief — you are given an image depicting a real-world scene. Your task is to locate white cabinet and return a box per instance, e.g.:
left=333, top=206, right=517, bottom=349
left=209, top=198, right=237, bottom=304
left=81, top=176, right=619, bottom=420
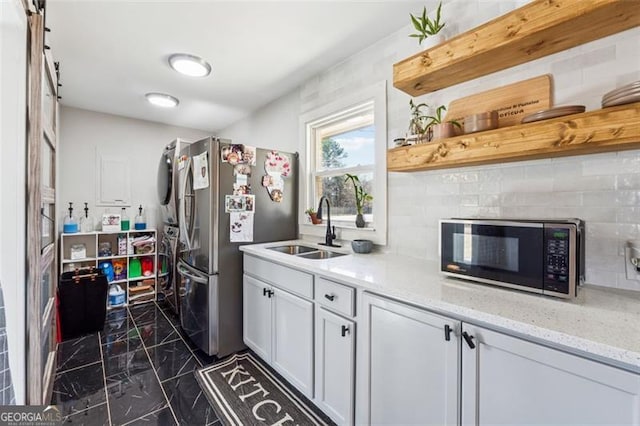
left=242, top=274, right=271, bottom=361
left=95, top=151, right=130, bottom=206
left=315, top=307, right=355, bottom=425
left=242, top=273, right=314, bottom=398
left=272, top=287, right=314, bottom=397
left=360, top=293, right=460, bottom=425
left=461, top=323, right=640, bottom=426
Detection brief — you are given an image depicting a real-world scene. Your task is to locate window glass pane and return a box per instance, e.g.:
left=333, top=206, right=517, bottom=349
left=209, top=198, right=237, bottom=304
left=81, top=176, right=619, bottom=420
left=41, top=262, right=53, bottom=316
left=316, top=172, right=373, bottom=220
left=42, top=69, right=55, bottom=132
left=41, top=136, right=54, bottom=188
left=41, top=203, right=54, bottom=250
left=318, top=124, right=375, bottom=171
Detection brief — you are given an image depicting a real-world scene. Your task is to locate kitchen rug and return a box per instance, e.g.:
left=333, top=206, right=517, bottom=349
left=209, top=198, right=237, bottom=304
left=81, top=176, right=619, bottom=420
left=196, top=351, right=331, bottom=426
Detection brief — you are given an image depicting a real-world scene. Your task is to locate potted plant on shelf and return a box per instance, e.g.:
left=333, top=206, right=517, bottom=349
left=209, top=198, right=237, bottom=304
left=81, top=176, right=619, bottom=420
left=409, top=2, right=445, bottom=49
left=408, top=99, right=430, bottom=143
left=305, top=207, right=322, bottom=225
left=425, top=105, right=461, bottom=141
left=344, top=173, right=373, bottom=228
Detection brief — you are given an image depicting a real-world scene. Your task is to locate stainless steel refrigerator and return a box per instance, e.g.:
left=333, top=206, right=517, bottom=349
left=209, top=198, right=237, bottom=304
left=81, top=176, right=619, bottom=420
left=176, top=136, right=298, bottom=357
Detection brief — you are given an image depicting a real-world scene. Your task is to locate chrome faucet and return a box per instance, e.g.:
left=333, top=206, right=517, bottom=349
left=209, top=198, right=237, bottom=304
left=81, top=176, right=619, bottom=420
left=317, top=196, right=340, bottom=247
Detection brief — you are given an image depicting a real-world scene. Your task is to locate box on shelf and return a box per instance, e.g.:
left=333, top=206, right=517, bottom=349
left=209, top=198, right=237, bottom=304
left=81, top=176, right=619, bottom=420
left=70, top=244, right=86, bottom=260
left=102, top=213, right=121, bottom=232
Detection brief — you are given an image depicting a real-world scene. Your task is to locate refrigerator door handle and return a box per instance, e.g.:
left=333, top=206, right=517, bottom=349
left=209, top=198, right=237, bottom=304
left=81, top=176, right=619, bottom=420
left=177, top=263, right=208, bottom=284
left=179, top=157, right=193, bottom=252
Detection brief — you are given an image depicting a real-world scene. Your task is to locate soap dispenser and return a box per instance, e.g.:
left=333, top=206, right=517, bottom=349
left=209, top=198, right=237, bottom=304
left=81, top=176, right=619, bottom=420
left=63, top=202, right=79, bottom=233
left=134, top=205, right=146, bottom=230
left=121, top=208, right=130, bottom=231
left=80, top=202, right=94, bottom=233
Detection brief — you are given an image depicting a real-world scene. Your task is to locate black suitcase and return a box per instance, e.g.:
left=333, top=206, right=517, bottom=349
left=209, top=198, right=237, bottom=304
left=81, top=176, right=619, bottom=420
left=58, top=267, right=109, bottom=340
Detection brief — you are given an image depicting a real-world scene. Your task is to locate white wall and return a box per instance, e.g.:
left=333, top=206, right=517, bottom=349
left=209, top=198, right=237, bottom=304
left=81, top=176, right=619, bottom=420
left=219, top=0, right=640, bottom=292
left=0, top=0, right=28, bottom=404
left=220, top=89, right=300, bottom=153
left=59, top=106, right=210, bottom=228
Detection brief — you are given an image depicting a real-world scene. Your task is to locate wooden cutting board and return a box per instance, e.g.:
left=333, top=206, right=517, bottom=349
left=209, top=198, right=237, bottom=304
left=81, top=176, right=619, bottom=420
left=444, top=75, right=553, bottom=128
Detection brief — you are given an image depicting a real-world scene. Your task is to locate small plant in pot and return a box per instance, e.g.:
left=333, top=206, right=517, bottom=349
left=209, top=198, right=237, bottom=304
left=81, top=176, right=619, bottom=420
left=344, top=173, right=373, bottom=228
left=408, top=99, right=430, bottom=143
left=409, top=2, right=445, bottom=48
left=425, top=105, right=461, bottom=141
left=305, top=207, right=322, bottom=225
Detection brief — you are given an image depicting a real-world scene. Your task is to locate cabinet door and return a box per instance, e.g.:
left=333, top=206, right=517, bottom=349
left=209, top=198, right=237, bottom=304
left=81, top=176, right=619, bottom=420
left=316, top=308, right=355, bottom=425
left=361, top=293, right=460, bottom=425
left=272, top=287, right=314, bottom=398
left=461, top=323, right=640, bottom=425
left=242, top=275, right=272, bottom=362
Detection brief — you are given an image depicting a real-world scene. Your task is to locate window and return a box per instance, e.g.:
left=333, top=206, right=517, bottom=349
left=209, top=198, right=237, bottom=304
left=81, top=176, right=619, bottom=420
left=299, top=81, right=387, bottom=245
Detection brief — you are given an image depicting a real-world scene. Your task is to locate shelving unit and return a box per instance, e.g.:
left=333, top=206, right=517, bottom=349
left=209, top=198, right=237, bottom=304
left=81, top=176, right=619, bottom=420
left=59, top=229, right=158, bottom=309
left=389, top=0, right=640, bottom=172
left=393, top=0, right=640, bottom=96
left=388, top=102, right=640, bottom=172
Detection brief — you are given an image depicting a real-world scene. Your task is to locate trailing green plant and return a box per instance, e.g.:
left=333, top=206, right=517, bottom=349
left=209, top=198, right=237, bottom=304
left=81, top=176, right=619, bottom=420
left=344, top=174, right=373, bottom=215
left=409, top=3, right=445, bottom=45
left=425, top=105, right=461, bottom=129
left=409, top=99, right=430, bottom=135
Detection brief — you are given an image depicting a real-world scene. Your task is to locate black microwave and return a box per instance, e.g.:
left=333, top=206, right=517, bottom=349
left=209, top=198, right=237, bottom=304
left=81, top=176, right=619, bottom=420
left=439, top=219, right=585, bottom=298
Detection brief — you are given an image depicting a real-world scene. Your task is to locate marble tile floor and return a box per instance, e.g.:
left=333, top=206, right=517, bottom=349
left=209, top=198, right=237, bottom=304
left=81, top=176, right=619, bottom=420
left=51, top=301, right=220, bottom=425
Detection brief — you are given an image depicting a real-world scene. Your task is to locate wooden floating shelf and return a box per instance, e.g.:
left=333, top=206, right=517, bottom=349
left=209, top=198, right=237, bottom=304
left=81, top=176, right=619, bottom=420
left=393, top=0, right=640, bottom=96
left=387, top=102, right=640, bottom=172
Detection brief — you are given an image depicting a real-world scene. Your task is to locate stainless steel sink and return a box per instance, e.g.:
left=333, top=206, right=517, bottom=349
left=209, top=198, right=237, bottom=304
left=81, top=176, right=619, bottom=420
left=267, top=245, right=318, bottom=255
left=297, top=250, right=348, bottom=260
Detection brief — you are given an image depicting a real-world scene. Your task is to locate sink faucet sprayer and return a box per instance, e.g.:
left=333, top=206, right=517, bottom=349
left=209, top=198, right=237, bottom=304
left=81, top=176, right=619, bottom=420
left=317, top=196, right=340, bottom=247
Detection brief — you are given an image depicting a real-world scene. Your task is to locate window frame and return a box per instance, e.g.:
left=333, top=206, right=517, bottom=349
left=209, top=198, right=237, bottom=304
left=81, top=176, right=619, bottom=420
left=298, top=81, right=387, bottom=245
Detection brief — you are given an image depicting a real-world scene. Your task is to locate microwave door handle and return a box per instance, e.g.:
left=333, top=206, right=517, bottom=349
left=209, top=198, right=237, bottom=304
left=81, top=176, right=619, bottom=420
left=177, top=264, right=208, bottom=284
left=179, top=157, right=192, bottom=252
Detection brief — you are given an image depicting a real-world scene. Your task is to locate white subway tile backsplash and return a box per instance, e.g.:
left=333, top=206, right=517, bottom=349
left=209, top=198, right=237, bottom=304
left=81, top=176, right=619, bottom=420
left=299, top=2, right=639, bottom=290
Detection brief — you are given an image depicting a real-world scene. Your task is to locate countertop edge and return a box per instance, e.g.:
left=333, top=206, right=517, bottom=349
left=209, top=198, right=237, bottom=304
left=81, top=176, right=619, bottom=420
left=239, top=242, right=640, bottom=373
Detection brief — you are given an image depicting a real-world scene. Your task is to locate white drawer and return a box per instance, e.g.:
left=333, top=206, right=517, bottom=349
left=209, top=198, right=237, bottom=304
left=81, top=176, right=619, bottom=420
left=315, top=277, right=355, bottom=317
left=244, top=255, right=313, bottom=299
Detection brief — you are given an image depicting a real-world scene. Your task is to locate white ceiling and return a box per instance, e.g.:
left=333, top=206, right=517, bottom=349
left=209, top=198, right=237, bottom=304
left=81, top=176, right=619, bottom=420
left=47, top=0, right=429, bottom=132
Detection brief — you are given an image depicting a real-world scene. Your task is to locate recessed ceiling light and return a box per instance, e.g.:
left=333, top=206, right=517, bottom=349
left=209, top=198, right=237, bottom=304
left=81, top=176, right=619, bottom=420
left=145, top=92, right=179, bottom=108
left=168, top=53, right=212, bottom=77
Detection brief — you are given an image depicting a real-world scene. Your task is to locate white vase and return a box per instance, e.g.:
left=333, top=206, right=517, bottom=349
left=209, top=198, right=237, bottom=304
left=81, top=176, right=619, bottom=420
left=420, top=33, right=445, bottom=51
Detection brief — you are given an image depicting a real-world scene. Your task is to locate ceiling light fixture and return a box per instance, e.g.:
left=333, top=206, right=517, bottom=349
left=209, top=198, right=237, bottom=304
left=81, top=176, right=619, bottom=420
left=168, top=53, right=212, bottom=77
left=145, top=92, right=179, bottom=108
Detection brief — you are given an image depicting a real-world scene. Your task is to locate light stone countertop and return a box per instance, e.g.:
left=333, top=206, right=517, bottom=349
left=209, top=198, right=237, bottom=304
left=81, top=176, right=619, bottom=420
left=240, top=239, right=640, bottom=373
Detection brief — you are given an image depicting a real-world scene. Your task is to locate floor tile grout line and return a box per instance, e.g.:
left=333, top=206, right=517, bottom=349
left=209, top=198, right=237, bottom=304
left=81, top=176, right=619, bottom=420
left=143, top=336, right=182, bottom=350
left=55, top=359, right=102, bottom=376
left=97, top=331, right=114, bottom=426
left=119, top=405, right=170, bottom=426
left=62, top=401, right=108, bottom=421
left=159, top=367, right=199, bottom=384
left=154, top=302, right=205, bottom=366
left=128, top=305, right=181, bottom=425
